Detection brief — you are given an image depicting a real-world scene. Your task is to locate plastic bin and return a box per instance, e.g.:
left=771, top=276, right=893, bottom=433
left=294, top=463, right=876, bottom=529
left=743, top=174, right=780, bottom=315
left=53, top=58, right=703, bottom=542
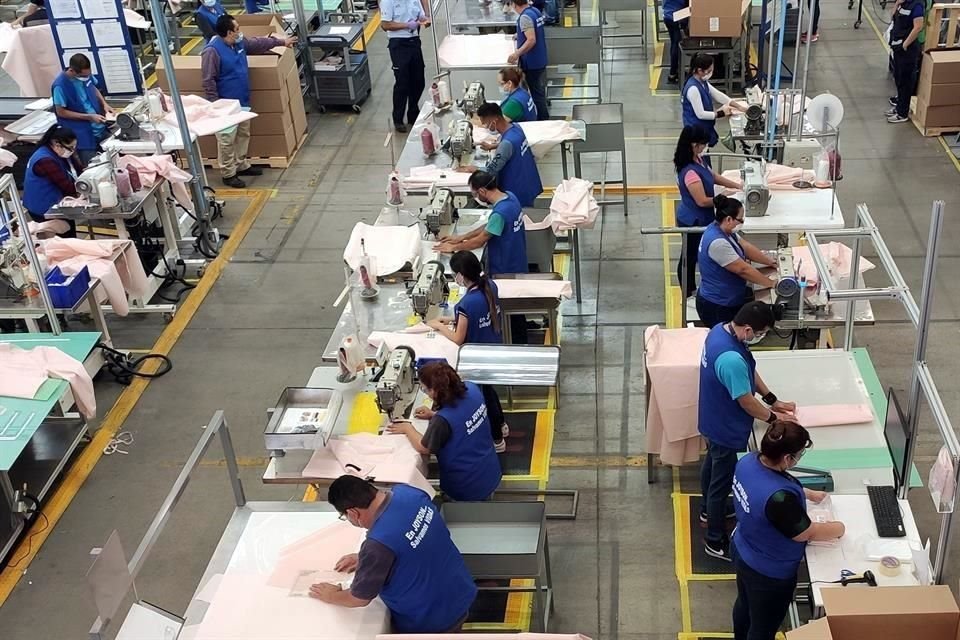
left=45, top=266, right=90, bottom=309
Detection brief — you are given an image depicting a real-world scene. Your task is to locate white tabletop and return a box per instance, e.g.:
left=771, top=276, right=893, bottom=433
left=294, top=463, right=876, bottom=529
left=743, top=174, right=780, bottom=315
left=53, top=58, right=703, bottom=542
left=752, top=349, right=893, bottom=493
left=806, top=494, right=922, bottom=608
left=102, top=120, right=198, bottom=154
left=736, top=188, right=844, bottom=233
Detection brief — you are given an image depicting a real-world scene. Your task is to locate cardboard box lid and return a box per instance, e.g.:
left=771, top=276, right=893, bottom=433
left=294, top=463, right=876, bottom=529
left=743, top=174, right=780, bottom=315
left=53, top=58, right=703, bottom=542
left=786, top=618, right=831, bottom=640
left=822, top=586, right=960, bottom=640
left=929, top=49, right=960, bottom=64
left=235, top=13, right=285, bottom=26
left=156, top=55, right=202, bottom=71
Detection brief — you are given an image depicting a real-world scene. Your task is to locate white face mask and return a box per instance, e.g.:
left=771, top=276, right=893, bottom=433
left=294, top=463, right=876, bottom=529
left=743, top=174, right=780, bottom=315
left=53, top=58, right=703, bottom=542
left=732, top=222, right=743, bottom=234
left=236, top=31, right=245, bottom=42
left=703, top=70, right=713, bottom=80
left=745, top=330, right=767, bottom=345
left=55, top=145, right=74, bottom=159
left=202, top=0, right=217, bottom=7
left=454, top=273, right=465, bottom=287
left=500, top=85, right=511, bottom=96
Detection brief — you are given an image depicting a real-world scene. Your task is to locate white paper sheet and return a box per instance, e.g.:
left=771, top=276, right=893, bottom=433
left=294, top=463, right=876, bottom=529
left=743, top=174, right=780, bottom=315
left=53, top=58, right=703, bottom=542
left=80, top=0, right=119, bottom=19
left=90, top=20, right=126, bottom=46
left=57, top=22, right=91, bottom=48
left=98, top=48, right=137, bottom=93
left=329, top=26, right=351, bottom=34
left=49, top=0, right=82, bottom=19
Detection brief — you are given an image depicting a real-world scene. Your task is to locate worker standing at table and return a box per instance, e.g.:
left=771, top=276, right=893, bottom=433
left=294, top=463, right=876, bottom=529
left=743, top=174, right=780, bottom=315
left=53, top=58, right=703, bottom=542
left=507, top=0, right=550, bottom=120
left=682, top=53, right=742, bottom=164
left=662, top=0, right=688, bottom=84
left=699, top=300, right=796, bottom=562
left=310, top=475, right=477, bottom=633
left=380, top=0, right=431, bottom=133
left=674, top=125, right=742, bottom=299
left=886, top=0, right=925, bottom=124
left=23, top=126, right=81, bottom=237
left=426, top=250, right=511, bottom=452
left=195, top=0, right=226, bottom=42
left=388, top=361, right=503, bottom=494
left=498, top=67, right=537, bottom=122
left=458, top=103, right=543, bottom=207
left=52, top=53, right=114, bottom=167
left=696, top=195, right=777, bottom=329
left=202, top=15, right=297, bottom=188
left=732, top=421, right=845, bottom=639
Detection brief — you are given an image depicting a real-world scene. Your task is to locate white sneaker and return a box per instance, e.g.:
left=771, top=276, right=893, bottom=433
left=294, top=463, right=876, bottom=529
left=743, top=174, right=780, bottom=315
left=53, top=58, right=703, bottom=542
left=884, top=106, right=897, bottom=117
left=494, top=439, right=506, bottom=454
left=501, top=423, right=510, bottom=438
left=887, top=114, right=909, bottom=124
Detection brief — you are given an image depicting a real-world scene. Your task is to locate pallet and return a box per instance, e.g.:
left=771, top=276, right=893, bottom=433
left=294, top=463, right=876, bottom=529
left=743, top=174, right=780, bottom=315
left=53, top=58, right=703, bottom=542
left=910, top=113, right=960, bottom=137
left=201, top=133, right=308, bottom=170
left=925, top=3, right=960, bottom=52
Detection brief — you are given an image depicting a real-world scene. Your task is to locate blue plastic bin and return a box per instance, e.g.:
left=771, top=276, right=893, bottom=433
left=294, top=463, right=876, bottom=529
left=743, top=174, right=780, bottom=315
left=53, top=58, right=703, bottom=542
left=45, top=266, right=90, bottom=309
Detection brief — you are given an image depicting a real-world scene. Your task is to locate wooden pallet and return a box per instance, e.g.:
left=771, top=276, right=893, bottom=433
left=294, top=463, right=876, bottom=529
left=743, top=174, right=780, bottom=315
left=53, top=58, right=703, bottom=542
left=201, top=133, right=308, bottom=170
left=925, top=3, right=960, bottom=52
left=910, top=113, right=960, bottom=137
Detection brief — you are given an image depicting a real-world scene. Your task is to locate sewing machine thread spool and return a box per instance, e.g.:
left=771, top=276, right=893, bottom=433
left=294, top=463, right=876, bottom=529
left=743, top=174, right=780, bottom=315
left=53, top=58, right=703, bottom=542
left=386, top=173, right=404, bottom=206
left=127, top=166, right=142, bottom=191
left=147, top=92, right=163, bottom=119
left=438, top=80, right=451, bottom=105
left=421, top=126, right=437, bottom=156
left=114, top=169, right=132, bottom=198
left=98, top=181, right=118, bottom=209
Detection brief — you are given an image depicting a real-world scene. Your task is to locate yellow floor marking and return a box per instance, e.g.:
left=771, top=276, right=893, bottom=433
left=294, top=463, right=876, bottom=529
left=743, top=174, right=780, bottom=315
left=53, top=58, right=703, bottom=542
left=673, top=491, right=693, bottom=632
left=862, top=3, right=890, bottom=53
left=0, top=189, right=271, bottom=604
left=551, top=454, right=648, bottom=467
left=661, top=194, right=682, bottom=328
left=199, top=455, right=272, bottom=467
left=355, top=11, right=381, bottom=52
left=939, top=136, right=960, bottom=173
left=648, top=6, right=665, bottom=92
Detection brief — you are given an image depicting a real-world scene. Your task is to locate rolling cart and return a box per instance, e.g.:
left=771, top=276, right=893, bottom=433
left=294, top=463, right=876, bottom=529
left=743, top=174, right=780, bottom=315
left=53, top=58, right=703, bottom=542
left=308, top=13, right=372, bottom=113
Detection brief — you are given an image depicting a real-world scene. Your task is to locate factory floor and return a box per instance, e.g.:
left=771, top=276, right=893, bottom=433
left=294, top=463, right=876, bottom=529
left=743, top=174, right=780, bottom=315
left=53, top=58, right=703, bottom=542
left=3, top=2, right=960, bottom=638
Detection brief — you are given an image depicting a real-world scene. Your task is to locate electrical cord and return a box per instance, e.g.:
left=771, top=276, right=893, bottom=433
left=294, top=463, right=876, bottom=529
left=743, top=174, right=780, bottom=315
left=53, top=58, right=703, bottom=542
left=6, top=493, right=47, bottom=569
left=97, top=342, right=173, bottom=385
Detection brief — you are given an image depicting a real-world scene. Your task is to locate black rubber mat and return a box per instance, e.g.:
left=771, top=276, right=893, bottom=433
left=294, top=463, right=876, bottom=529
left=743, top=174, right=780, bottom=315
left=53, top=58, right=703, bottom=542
left=426, top=410, right=538, bottom=478
left=467, top=580, right=511, bottom=624
left=688, top=495, right=738, bottom=575
left=653, top=42, right=680, bottom=93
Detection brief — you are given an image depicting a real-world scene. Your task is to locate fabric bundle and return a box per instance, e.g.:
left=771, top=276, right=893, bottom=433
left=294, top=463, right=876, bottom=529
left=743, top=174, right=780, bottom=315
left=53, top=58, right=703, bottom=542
left=790, top=242, right=876, bottom=286
left=436, top=34, right=515, bottom=68
left=2, top=24, right=60, bottom=97
left=117, top=154, right=195, bottom=213
left=526, top=178, right=599, bottom=233
left=401, top=164, right=472, bottom=189
left=343, top=222, right=422, bottom=276
left=160, top=94, right=258, bottom=137
left=473, top=121, right=583, bottom=159
left=0, top=343, right=96, bottom=418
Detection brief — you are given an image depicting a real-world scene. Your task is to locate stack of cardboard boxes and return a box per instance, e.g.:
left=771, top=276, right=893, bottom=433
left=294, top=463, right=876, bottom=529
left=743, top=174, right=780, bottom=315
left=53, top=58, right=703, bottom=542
left=912, top=49, right=960, bottom=136
left=156, top=14, right=308, bottom=165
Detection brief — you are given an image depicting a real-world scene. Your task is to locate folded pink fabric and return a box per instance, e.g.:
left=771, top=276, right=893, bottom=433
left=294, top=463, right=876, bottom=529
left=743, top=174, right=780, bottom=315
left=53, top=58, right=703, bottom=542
left=493, top=279, right=573, bottom=300
left=0, top=343, right=95, bottom=418
left=793, top=404, right=874, bottom=428
left=790, top=243, right=875, bottom=286
left=161, top=94, right=257, bottom=137
left=118, top=154, right=195, bottom=214
left=367, top=331, right=460, bottom=366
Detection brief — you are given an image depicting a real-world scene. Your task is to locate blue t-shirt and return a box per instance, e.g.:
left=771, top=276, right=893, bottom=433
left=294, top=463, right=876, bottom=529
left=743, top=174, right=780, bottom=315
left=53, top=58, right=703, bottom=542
left=715, top=351, right=753, bottom=400
left=53, top=79, right=105, bottom=138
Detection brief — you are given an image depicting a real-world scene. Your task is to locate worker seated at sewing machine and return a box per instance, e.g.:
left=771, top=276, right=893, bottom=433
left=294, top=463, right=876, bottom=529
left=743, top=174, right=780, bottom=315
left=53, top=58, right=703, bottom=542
left=388, top=361, right=503, bottom=500
left=22, top=126, right=83, bottom=238
left=696, top=195, right=777, bottom=328
left=309, top=475, right=478, bottom=633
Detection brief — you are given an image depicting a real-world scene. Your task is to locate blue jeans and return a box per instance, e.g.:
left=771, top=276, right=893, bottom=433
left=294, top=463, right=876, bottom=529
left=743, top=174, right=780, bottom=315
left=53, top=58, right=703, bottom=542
left=700, top=440, right=739, bottom=544
left=523, top=67, right=550, bottom=120
left=664, top=17, right=686, bottom=78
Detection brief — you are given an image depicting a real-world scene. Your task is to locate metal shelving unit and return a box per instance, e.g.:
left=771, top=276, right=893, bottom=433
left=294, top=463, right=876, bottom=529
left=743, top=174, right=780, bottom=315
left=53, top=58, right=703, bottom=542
left=307, top=14, right=372, bottom=112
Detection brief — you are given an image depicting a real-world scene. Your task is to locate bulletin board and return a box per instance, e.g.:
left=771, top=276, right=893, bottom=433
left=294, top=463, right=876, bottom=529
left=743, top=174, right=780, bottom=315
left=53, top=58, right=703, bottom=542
left=45, top=0, right=143, bottom=96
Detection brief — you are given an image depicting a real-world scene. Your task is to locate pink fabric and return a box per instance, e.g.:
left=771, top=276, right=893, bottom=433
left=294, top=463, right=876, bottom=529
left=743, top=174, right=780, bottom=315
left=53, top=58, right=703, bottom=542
left=644, top=326, right=709, bottom=466
left=123, top=8, right=151, bottom=29
left=367, top=331, right=459, bottom=366
left=267, top=522, right=364, bottom=588
left=721, top=164, right=816, bottom=191
left=0, top=343, right=95, bottom=418
left=790, top=243, right=875, bottom=286
left=302, top=434, right=434, bottom=496
left=40, top=238, right=149, bottom=316
left=492, top=279, right=573, bottom=300
left=436, top=34, right=515, bottom=68
left=161, top=94, right=258, bottom=137
left=117, top=154, right=194, bottom=214
left=793, top=404, right=874, bottom=428
left=28, top=219, right=72, bottom=238
left=2, top=24, right=60, bottom=97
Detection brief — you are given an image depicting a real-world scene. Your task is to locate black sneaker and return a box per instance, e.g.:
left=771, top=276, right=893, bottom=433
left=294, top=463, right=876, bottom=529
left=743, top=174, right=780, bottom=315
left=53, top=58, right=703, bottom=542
left=222, top=175, right=246, bottom=188
left=238, top=166, right=263, bottom=177
left=699, top=509, right=737, bottom=524
left=667, top=74, right=679, bottom=84
left=889, top=96, right=898, bottom=107
left=704, top=538, right=733, bottom=562
left=394, top=123, right=409, bottom=133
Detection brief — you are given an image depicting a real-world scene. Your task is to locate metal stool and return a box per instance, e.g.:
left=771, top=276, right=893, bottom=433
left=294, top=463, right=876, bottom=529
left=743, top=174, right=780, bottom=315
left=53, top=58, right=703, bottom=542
left=571, top=103, right=628, bottom=216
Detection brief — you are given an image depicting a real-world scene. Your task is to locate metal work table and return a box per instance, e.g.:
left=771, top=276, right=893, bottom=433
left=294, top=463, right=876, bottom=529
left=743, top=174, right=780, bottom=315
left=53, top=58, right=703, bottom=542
left=449, top=0, right=517, bottom=31
left=0, top=277, right=114, bottom=345
left=0, top=331, right=101, bottom=562
left=0, top=96, right=43, bottom=120
left=736, top=188, right=844, bottom=233
left=752, top=272, right=875, bottom=331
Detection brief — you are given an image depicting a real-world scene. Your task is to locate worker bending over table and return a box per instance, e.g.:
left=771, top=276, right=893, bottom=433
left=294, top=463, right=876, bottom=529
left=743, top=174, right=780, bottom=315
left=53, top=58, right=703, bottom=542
left=682, top=53, right=743, bottom=164
left=380, top=0, right=431, bottom=133
left=52, top=54, right=114, bottom=167
left=732, top=421, right=845, bottom=640
left=507, top=0, right=549, bottom=120
left=459, top=103, right=543, bottom=208
left=699, top=301, right=795, bottom=562
left=310, top=475, right=477, bottom=633
left=498, top=67, right=538, bottom=123
left=674, top=125, right=742, bottom=299
left=195, top=0, right=227, bottom=42
left=202, top=15, right=297, bottom=188
left=23, top=126, right=81, bottom=237
left=427, top=250, right=511, bottom=452
left=389, top=361, right=503, bottom=496
left=696, top=195, right=777, bottom=328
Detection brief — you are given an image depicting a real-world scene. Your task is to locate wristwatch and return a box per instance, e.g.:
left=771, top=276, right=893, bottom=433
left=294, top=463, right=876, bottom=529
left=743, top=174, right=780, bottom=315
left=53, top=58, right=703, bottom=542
left=762, top=392, right=778, bottom=405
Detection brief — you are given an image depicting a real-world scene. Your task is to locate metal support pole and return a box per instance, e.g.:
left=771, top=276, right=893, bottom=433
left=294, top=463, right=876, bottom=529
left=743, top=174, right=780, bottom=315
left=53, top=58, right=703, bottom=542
left=680, top=232, right=688, bottom=327
left=573, top=228, right=582, bottom=304
left=900, top=201, right=945, bottom=500
left=791, top=0, right=805, bottom=93
left=292, top=0, right=318, bottom=91
left=146, top=0, right=212, bottom=234
left=798, top=0, right=816, bottom=135
left=843, top=235, right=860, bottom=351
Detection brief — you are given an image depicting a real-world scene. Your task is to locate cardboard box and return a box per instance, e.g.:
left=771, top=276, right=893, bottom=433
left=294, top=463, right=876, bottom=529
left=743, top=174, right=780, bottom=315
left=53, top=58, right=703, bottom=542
left=234, top=13, right=286, bottom=27
left=250, top=108, right=293, bottom=136
left=284, top=65, right=308, bottom=141
left=914, top=95, right=960, bottom=128
left=155, top=55, right=204, bottom=94
left=249, top=89, right=291, bottom=114
left=688, top=0, right=749, bottom=37
left=247, top=48, right=296, bottom=91
left=247, top=122, right=297, bottom=158
left=918, top=78, right=960, bottom=107
left=924, top=50, right=960, bottom=85
left=199, top=134, right=218, bottom=160
left=786, top=586, right=960, bottom=640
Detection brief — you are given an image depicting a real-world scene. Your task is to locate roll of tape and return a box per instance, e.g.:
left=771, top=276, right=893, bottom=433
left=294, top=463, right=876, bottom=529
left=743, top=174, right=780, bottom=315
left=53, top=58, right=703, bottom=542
left=878, top=556, right=901, bottom=577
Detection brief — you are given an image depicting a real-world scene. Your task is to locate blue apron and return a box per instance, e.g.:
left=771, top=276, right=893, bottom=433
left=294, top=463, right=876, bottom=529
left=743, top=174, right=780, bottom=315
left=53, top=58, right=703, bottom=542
left=51, top=72, right=104, bottom=151
left=682, top=76, right=719, bottom=147
left=677, top=161, right=715, bottom=226
left=23, top=145, right=74, bottom=217
left=435, top=382, right=503, bottom=500
left=486, top=191, right=528, bottom=275
left=505, top=86, right=537, bottom=121
left=516, top=7, right=548, bottom=70
left=698, top=222, right=748, bottom=307
left=205, top=36, right=251, bottom=106
left=454, top=281, right=502, bottom=344
left=499, top=124, right=542, bottom=207
left=698, top=323, right=756, bottom=450
left=195, top=3, right=226, bottom=40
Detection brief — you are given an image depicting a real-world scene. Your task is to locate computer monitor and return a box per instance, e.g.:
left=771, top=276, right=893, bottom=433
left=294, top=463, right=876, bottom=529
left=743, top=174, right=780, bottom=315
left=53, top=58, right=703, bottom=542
left=884, top=387, right=911, bottom=492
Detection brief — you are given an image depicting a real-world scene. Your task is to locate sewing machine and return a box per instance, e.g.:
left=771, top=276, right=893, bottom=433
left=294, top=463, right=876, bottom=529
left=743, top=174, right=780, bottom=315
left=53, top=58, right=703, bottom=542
left=782, top=139, right=823, bottom=170
left=741, top=159, right=770, bottom=217
left=425, top=188, right=454, bottom=236
left=0, top=235, right=30, bottom=293
left=449, top=119, right=475, bottom=161
left=375, top=346, right=418, bottom=422
left=116, top=95, right=150, bottom=141
left=75, top=153, right=116, bottom=204
left=743, top=86, right=765, bottom=136
left=461, top=82, right=485, bottom=116
left=772, top=247, right=830, bottom=322
left=410, top=260, right=449, bottom=320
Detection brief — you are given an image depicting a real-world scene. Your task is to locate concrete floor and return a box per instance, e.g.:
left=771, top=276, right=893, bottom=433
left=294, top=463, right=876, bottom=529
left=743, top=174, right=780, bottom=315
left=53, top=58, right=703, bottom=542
left=3, top=2, right=960, bottom=639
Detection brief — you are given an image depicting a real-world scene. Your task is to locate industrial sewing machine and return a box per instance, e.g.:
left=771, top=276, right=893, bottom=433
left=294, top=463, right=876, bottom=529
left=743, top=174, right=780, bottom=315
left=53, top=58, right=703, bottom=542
left=410, top=260, right=449, bottom=320
left=742, top=86, right=765, bottom=136
left=772, top=247, right=830, bottom=322
left=75, top=152, right=117, bottom=207
left=0, top=234, right=31, bottom=294
left=449, top=120, right=475, bottom=161
left=425, top=188, right=455, bottom=236
left=116, top=95, right=150, bottom=141
left=461, top=82, right=485, bottom=116
left=375, top=346, right=418, bottom=422
left=741, top=158, right=771, bottom=217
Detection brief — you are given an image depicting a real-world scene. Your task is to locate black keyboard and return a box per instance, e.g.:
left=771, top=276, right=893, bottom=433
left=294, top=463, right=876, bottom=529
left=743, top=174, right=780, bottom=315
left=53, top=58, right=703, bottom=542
left=867, top=485, right=906, bottom=538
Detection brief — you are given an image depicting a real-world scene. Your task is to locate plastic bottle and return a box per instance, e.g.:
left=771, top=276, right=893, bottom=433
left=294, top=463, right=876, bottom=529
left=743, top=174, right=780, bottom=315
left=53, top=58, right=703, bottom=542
left=98, top=180, right=118, bottom=208
left=114, top=168, right=132, bottom=197
left=148, top=92, right=163, bottom=119
left=437, top=80, right=451, bottom=106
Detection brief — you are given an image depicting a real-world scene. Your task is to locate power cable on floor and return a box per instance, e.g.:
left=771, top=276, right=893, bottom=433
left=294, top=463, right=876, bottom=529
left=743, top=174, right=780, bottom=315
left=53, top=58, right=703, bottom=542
left=98, top=343, right=173, bottom=385
left=103, top=432, right=134, bottom=455
left=6, top=493, right=47, bottom=569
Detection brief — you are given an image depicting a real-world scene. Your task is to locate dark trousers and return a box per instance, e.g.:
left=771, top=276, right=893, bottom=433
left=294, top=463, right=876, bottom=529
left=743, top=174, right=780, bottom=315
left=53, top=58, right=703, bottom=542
left=664, top=17, right=686, bottom=77
left=893, top=44, right=921, bottom=118
left=700, top=440, right=739, bottom=544
left=388, top=37, right=426, bottom=126
left=677, top=226, right=702, bottom=298
left=732, top=552, right=797, bottom=640
left=807, top=0, right=821, bottom=33
left=523, top=67, right=550, bottom=120
left=696, top=294, right=741, bottom=328
left=481, top=384, right=505, bottom=444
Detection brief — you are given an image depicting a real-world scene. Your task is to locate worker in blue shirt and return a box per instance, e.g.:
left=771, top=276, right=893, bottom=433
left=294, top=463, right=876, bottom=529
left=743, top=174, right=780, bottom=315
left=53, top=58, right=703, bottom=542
left=507, top=0, right=549, bottom=120
left=698, top=300, right=796, bottom=562
left=682, top=54, right=742, bottom=163
left=459, top=102, right=543, bottom=207
left=732, top=421, right=844, bottom=639
left=695, top=195, right=777, bottom=328
left=497, top=67, right=537, bottom=122
left=887, top=0, right=925, bottom=123
left=388, top=361, right=503, bottom=497
left=427, top=250, right=510, bottom=452
left=51, top=54, right=114, bottom=167
left=195, top=0, right=226, bottom=42
left=380, top=0, right=431, bottom=133
left=661, top=0, right=688, bottom=84
left=310, top=475, right=477, bottom=633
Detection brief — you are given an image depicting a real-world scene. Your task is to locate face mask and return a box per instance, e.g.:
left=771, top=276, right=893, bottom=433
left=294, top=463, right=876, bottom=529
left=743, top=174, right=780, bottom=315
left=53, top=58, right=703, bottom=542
left=703, top=71, right=713, bottom=80
left=745, top=330, right=767, bottom=346
left=500, top=85, right=510, bottom=96
left=55, top=146, right=73, bottom=158
left=202, top=0, right=217, bottom=6
left=732, top=222, right=743, bottom=234
left=236, top=31, right=245, bottom=42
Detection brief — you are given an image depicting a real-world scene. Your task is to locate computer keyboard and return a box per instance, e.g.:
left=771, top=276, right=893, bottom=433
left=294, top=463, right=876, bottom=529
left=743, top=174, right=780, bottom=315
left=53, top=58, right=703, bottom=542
left=867, top=485, right=906, bottom=538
